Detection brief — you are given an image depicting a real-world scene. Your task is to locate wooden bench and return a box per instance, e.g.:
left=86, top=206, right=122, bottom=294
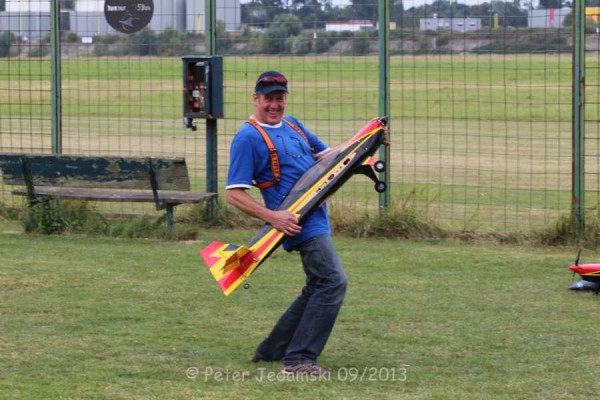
left=0, top=153, right=217, bottom=230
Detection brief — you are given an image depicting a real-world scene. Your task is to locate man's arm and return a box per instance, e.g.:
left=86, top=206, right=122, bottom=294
left=226, top=188, right=302, bottom=237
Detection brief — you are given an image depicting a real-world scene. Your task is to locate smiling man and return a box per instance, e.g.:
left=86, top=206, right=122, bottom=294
left=225, top=71, right=346, bottom=378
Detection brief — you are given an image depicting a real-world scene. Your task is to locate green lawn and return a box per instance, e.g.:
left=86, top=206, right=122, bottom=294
left=1, top=221, right=599, bottom=399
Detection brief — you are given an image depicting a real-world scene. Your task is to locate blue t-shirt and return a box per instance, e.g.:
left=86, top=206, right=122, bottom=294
left=226, top=116, right=330, bottom=250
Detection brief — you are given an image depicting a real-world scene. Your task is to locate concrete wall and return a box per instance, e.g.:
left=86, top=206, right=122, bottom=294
left=419, top=18, right=482, bottom=32
left=0, top=11, right=50, bottom=40
left=528, top=8, right=571, bottom=29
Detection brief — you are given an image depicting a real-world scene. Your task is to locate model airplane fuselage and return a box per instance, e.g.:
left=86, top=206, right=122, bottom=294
left=200, top=117, right=388, bottom=296
left=569, top=264, right=600, bottom=285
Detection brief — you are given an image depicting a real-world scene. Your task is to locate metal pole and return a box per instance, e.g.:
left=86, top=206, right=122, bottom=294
left=50, top=0, right=62, bottom=154
left=572, top=0, right=585, bottom=234
left=378, top=0, right=390, bottom=211
left=205, top=0, right=218, bottom=216
left=205, top=0, right=216, bottom=54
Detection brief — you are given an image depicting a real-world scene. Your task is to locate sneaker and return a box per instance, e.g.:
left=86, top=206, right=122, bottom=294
left=281, top=363, right=330, bottom=378
left=251, top=351, right=278, bottom=363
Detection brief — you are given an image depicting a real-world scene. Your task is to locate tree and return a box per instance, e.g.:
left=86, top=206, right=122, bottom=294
left=495, top=2, right=527, bottom=28
left=126, top=28, right=157, bottom=56
left=241, top=0, right=285, bottom=29
left=391, top=0, right=405, bottom=28
left=287, top=34, right=311, bottom=54
left=264, top=14, right=303, bottom=53
left=60, top=0, right=75, bottom=9
left=352, top=30, right=371, bottom=55
left=293, top=0, right=327, bottom=29
left=259, top=0, right=286, bottom=21
left=538, top=0, right=562, bottom=9
left=215, top=20, right=231, bottom=52
left=351, top=0, right=379, bottom=21
left=538, top=0, right=562, bottom=8
left=0, top=31, right=13, bottom=58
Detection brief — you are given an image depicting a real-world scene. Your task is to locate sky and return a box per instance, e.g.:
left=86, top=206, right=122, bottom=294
left=238, top=0, right=535, bottom=8
left=239, top=0, right=352, bottom=4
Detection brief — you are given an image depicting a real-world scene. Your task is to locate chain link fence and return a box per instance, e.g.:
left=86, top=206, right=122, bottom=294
left=1, top=0, right=598, bottom=233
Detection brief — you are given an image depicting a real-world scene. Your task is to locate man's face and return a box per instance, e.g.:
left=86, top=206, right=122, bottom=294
left=253, top=91, right=287, bottom=125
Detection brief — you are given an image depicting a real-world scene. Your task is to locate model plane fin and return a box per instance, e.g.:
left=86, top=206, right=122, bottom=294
left=200, top=228, right=285, bottom=296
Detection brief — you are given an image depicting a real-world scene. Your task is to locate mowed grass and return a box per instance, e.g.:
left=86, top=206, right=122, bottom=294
left=1, top=221, right=600, bottom=399
left=0, top=54, right=579, bottom=121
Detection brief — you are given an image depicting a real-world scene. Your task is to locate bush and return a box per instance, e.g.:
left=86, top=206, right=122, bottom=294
left=314, top=34, right=329, bottom=53
left=250, top=34, right=266, bottom=54
left=22, top=199, right=113, bottom=235
left=352, top=31, right=371, bottom=55
left=20, top=199, right=198, bottom=239
left=23, top=198, right=67, bottom=235
left=473, top=29, right=571, bottom=54
left=155, top=27, right=197, bottom=56
left=263, top=13, right=304, bottom=54
left=61, top=31, right=79, bottom=43
left=0, top=201, right=18, bottom=220
left=126, top=28, right=157, bottom=56
left=533, top=213, right=600, bottom=248
left=0, top=31, right=14, bottom=58
left=288, top=34, right=311, bottom=55
left=264, top=24, right=289, bottom=54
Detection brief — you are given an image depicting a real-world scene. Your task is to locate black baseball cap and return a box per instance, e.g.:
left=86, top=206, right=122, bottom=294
left=255, top=70, right=288, bottom=95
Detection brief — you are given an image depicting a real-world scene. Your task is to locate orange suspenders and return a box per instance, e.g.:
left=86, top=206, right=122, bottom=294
left=246, top=118, right=314, bottom=189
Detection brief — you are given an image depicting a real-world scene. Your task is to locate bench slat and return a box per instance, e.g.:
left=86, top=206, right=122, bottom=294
left=0, top=153, right=191, bottom=191
left=12, top=187, right=216, bottom=204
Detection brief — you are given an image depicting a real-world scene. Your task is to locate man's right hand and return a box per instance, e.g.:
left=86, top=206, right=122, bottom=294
left=267, top=210, right=302, bottom=237
left=226, top=188, right=302, bottom=236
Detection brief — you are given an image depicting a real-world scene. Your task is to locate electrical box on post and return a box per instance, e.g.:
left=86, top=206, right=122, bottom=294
left=182, top=55, right=223, bottom=129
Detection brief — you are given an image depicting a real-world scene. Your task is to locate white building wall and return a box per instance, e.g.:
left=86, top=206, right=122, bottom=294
left=2, top=0, right=242, bottom=38
left=419, top=18, right=481, bottom=32
left=6, top=0, right=50, bottom=13
left=326, top=21, right=375, bottom=32
left=528, top=8, right=571, bottom=28
left=75, top=1, right=103, bottom=12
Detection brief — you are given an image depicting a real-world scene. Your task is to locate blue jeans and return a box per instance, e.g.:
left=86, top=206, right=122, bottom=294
left=255, top=234, right=347, bottom=366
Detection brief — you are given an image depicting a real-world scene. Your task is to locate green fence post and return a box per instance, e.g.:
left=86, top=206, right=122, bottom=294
left=573, top=0, right=586, bottom=234
left=205, top=0, right=218, bottom=217
left=378, top=0, right=390, bottom=211
left=50, top=0, right=62, bottom=154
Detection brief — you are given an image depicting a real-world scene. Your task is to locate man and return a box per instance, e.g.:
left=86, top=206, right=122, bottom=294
left=226, top=71, right=346, bottom=377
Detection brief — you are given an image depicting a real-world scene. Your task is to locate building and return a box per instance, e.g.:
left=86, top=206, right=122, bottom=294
left=586, top=7, right=600, bottom=23
left=528, top=8, right=572, bottom=29
left=325, top=20, right=375, bottom=32
left=0, top=0, right=50, bottom=40
left=419, top=18, right=482, bottom=32
left=0, top=0, right=241, bottom=41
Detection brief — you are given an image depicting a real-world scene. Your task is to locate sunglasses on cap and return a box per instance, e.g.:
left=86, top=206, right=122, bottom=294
left=256, top=75, right=288, bottom=85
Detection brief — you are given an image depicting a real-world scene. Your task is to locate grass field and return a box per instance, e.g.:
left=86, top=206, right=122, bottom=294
left=2, top=220, right=600, bottom=399
left=1, top=54, right=598, bottom=232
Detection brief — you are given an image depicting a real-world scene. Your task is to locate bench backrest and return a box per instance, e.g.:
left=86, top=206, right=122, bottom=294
left=0, top=153, right=191, bottom=191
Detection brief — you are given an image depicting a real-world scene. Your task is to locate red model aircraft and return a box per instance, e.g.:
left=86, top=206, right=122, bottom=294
left=200, top=117, right=388, bottom=296
left=569, top=264, right=600, bottom=284
left=568, top=249, right=600, bottom=292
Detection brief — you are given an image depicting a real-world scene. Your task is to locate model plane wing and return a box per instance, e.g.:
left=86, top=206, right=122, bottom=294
left=200, top=117, right=389, bottom=295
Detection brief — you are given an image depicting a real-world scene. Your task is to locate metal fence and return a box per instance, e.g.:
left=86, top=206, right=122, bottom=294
left=0, top=0, right=599, bottom=234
